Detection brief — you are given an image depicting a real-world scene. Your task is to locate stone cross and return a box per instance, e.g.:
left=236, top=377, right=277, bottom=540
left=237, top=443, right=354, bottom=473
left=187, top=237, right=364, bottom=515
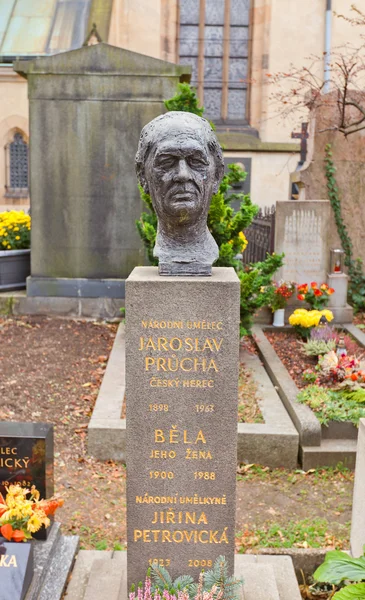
left=291, top=122, right=309, bottom=164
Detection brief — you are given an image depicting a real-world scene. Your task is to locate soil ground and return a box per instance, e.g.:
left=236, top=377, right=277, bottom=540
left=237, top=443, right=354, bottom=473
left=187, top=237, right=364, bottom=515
left=0, top=316, right=354, bottom=553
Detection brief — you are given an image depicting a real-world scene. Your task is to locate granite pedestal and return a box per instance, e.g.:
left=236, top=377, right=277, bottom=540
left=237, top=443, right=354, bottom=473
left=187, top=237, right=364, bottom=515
left=126, top=266, right=240, bottom=588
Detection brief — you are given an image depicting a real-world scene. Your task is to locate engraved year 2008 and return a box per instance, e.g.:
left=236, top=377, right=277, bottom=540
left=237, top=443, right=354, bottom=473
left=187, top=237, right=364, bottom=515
left=188, top=559, right=212, bottom=568
left=149, top=471, right=174, bottom=479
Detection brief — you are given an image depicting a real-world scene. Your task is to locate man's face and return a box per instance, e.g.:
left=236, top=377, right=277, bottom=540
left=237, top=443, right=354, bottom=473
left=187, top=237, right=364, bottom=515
left=145, top=133, right=216, bottom=226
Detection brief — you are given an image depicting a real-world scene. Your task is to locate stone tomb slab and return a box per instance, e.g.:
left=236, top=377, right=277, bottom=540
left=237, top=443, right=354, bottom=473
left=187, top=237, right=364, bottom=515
left=0, top=422, right=54, bottom=540
left=0, top=540, right=33, bottom=600
left=126, top=266, right=240, bottom=588
left=275, top=200, right=331, bottom=284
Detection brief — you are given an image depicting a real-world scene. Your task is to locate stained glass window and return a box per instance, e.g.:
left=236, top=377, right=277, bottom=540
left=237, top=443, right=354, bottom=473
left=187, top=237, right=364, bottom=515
left=179, top=0, right=250, bottom=125
left=6, top=132, right=29, bottom=192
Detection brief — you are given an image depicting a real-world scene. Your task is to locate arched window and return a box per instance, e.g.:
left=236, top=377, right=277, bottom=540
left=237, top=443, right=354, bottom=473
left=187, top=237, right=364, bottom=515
left=5, top=132, right=29, bottom=196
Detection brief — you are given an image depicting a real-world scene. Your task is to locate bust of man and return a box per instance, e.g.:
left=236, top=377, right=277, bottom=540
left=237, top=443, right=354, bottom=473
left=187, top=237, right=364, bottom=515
left=135, top=111, right=224, bottom=276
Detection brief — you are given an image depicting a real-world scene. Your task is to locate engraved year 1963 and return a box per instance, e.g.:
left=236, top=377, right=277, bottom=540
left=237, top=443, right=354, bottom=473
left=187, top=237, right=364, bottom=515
left=195, top=404, right=215, bottom=413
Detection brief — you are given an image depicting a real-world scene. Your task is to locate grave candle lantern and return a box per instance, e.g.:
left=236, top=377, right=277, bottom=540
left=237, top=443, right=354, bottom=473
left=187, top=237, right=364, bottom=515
left=330, top=248, right=345, bottom=274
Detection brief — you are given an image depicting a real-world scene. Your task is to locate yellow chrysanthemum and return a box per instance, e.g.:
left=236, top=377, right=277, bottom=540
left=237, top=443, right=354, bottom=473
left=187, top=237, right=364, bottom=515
left=27, top=513, right=43, bottom=533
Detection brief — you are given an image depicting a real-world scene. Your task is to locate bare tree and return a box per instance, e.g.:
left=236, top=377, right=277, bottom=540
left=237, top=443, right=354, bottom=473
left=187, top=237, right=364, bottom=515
left=268, top=5, right=365, bottom=137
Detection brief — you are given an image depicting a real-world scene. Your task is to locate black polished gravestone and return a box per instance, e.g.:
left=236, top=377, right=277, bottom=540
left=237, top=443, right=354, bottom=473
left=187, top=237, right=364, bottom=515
left=0, top=539, right=34, bottom=600
left=0, top=422, right=53, bottom=540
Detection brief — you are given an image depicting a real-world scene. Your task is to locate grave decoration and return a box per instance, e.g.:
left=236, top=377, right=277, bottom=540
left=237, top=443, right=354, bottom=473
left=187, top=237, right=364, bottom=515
left=126, top=111, right=240, bottom=589
left=0, top=422, right=78, bottom=600
left=0, top=422, right=53, bottom=540
left=0, top=482, right=63, bottom=542
left=268, top=280, right=296, bottom=327
left=129, top=556, right=242, bottom=600
left=296, top=282, right=335, bottom=310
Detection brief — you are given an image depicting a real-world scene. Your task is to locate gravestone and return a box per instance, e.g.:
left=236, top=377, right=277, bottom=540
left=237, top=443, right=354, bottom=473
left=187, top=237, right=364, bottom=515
left=126, top=111, right=240, bottom=588
left=0, top=422, right=79, bottom=599
left=275, top=200, right=331, bottom=284
left=350, top=418, right=365, bottom=557
left=0, top=540, right=34, bottom=600
left=14, top=43, right=190, bottom=299
left=0, top=422, right=53, bottom=540
left=126, top=268, right=240, bottom=587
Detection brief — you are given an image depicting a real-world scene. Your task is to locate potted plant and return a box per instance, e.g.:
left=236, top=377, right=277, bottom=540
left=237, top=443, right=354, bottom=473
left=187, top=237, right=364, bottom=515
left=0, top=210, right=31, bottom=291
left=269, top=280, right=296, bottom=327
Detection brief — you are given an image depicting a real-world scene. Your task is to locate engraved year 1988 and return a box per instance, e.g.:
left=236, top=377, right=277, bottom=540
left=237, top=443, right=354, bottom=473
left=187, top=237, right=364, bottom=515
left=194, top=472, right=216, bottom=480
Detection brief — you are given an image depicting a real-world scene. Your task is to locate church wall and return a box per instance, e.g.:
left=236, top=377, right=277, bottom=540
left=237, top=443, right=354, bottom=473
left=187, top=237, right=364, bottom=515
left=0, top=68, right=29, bottom=211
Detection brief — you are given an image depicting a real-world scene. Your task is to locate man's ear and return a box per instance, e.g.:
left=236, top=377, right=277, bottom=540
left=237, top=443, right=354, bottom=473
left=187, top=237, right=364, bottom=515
left=136, top=165, right=149, bottom=194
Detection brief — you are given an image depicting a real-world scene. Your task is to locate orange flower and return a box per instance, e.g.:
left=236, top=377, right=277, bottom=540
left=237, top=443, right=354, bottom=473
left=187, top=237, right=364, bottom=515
left=327, top=288, right=335, bottom=295
left=297, top=294, right=305, bottom=301
left=314, top=289, right=323, bottom=296
left=311, top=282, right=318, bottom=289
left=12, top=529, right=25, bottom=543
left=297, top=284, right=308, bottom=292
left=320, top=283, right=329, bottom=290
left=37, top=498, right=64, bottom=516
left=1, top=523, right=14, bottom=541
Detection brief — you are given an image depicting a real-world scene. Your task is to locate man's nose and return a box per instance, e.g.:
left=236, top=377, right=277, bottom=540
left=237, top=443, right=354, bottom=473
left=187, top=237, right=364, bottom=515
left=174, top=159, right=191, bottom=181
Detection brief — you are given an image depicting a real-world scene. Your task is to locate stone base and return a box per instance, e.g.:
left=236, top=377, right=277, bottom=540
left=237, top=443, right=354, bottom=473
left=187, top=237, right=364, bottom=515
left=0, top=291, right=124, bottom=319
left=64, top=550, right=301, bottom=600
left=27, top=277, right=126, bottom=298
left=25, top=523, right=79, bottom=600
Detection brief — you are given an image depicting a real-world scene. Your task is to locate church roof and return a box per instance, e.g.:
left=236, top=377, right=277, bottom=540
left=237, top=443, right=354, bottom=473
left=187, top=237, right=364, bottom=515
left=0, top=0, right=111, bottom=60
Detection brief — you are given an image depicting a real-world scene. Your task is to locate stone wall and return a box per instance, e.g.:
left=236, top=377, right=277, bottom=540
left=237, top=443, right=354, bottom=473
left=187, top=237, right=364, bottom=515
left=292, top=90, right=365, bottom=265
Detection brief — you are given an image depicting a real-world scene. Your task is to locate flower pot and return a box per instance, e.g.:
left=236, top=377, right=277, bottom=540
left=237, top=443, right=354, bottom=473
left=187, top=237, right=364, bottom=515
left=273, top=308, right=285, bottom=327
left=0, top=249, right=30, bottom=291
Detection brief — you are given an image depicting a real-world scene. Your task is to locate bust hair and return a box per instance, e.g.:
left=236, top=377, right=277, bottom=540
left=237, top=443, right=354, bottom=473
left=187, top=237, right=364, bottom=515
left=135, top=111, right=224, bottom=194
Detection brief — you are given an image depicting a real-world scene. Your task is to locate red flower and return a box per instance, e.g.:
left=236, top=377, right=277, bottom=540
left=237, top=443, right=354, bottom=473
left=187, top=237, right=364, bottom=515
left=327, top=288, right=335, bottom=295
left=297, top=294, right=305, bottom=301
left=314, top=289, right=323, bottom=296
left=12, top=530, right=25, bottom=543
left=1, top=524, right=13, bottom=541
left=311, top=282, right=318, bottom=289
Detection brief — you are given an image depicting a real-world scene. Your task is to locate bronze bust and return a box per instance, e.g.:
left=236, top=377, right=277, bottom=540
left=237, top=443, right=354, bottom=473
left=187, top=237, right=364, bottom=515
left=136, top=111, right=224, bottom=276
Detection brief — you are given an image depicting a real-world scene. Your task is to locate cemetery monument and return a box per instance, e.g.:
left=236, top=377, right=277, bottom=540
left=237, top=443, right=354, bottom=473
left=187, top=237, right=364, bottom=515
left=135, top=112, right=224, bottom=275
left=126, top=112, right=240, bottom=587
